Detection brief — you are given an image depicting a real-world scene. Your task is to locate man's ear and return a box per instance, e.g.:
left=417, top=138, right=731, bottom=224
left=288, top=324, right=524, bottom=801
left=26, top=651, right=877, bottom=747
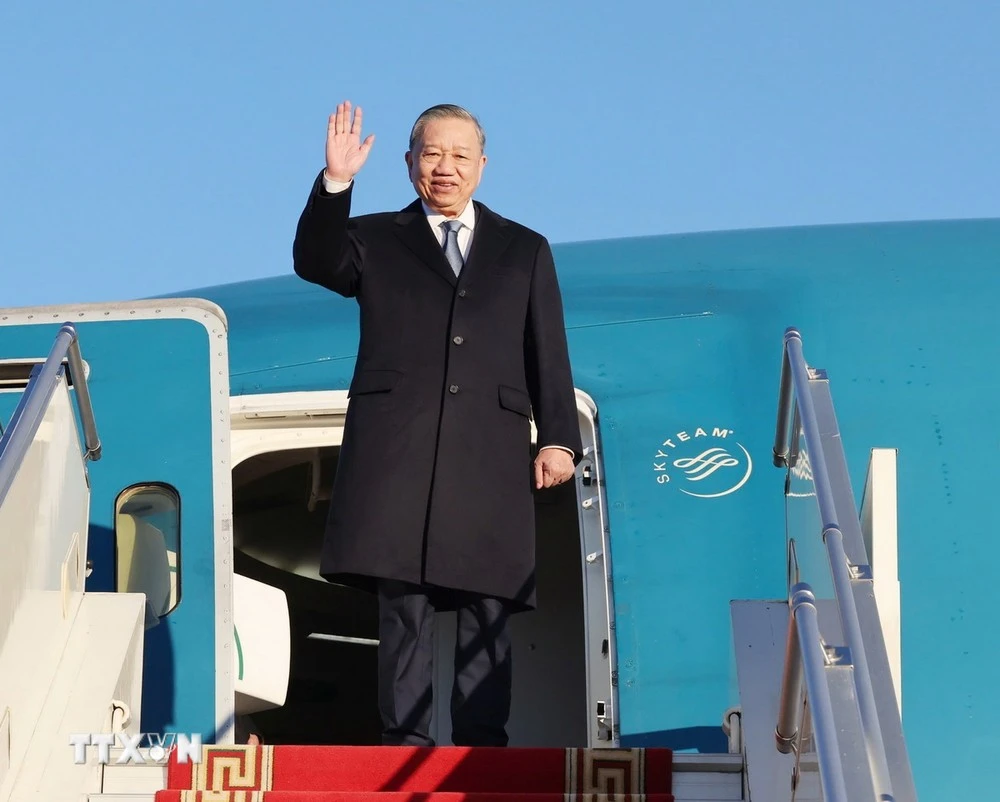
left=404, top=151, right=413, bottom=172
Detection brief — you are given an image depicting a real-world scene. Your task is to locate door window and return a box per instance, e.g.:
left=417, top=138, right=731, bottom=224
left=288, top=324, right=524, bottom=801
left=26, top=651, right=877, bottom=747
left=115, top=484, right=181, bottom=618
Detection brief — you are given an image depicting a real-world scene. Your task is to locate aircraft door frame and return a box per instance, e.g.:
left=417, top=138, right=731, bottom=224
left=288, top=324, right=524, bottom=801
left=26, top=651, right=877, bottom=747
left=228, top=389, right=618, bottom=747
left=0, top=299, right=236, bottom=745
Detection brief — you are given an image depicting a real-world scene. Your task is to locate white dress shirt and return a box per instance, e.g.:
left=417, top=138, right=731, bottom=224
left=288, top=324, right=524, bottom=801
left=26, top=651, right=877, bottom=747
left=421, top=197, right=476, bottom=259
left=324, top=174, right=476, bottom=255
left=321, top=173, right=574, bottom=461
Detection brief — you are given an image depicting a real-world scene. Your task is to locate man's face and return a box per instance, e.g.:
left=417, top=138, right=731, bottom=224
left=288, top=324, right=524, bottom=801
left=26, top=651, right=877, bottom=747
left=406, top=117, right=486, bottom=216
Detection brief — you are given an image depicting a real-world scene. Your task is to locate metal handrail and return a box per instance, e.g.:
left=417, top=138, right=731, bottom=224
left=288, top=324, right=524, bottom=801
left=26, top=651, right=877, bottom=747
left=773, top=340, right=795, bottom=468
left=0, top=323, right=102, bottom=508
left=777, top=583, right=849, bottom=802
left=773, top=327, right=894, bottom=801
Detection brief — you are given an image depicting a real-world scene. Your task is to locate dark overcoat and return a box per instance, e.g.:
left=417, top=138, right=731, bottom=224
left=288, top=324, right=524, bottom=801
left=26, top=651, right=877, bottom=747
left=292, top=171, right=582, bottom=611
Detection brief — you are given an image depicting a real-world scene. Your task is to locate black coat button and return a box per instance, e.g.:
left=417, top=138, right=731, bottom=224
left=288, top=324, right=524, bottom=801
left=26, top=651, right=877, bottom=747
left=453, top=336, right=464, bottom=345
left=449, top=385, right=459, bottom=394
left=458, top=289, right=467, bottom=298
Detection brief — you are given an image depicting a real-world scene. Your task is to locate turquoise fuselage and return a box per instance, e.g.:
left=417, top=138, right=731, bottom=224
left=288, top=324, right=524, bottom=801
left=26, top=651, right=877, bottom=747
left=150, top=216, right=995, bottom=800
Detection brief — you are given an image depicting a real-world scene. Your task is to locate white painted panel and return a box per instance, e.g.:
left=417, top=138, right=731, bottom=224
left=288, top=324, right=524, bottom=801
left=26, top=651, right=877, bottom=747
left=860, top=448, right=901, bottom=716
left=0, top=709, right=9, bottom=794
left=0, top=379, right=90, bottom=801
left=731, top=600, right=798, bottom=802
left=4, top=593, right=146, bottom=802
left=234, top=574, right=291, bottom=714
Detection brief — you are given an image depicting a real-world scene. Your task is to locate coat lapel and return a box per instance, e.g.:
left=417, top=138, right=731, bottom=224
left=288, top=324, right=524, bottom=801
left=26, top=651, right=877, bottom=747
left=393, top=200, right=457, bottom=287
left=392, top=199, right=513, bottom=288
left=461, top=201, right=512, bottom=282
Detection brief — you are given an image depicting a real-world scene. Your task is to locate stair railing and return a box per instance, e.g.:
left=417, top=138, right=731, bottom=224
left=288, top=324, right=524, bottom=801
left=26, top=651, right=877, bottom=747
left=0, top=322, right=101, bottom=506
left=772, top=327, right=896, bottom=801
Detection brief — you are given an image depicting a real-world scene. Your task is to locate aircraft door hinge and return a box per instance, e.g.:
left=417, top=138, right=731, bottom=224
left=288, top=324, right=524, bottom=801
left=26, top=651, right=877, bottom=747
left=596, top=701, right=612, bottom=741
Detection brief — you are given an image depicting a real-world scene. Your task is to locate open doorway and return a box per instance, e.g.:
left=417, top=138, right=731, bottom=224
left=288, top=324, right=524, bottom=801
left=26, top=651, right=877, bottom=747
left=229, top=391, right=610, bottom=747
left=232, top=445, right=380, bottom=744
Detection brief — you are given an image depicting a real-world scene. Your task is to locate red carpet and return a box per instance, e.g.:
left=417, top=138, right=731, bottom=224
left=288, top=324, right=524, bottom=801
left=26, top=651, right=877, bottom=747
left=157, top=746, right=673, bottom=802
left=156, top=794, right=676, bottom=802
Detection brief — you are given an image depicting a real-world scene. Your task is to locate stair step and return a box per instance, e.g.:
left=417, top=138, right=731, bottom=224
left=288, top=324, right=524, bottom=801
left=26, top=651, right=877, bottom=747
left=101, top=760, right=168, bottom=794
left=671, top=754, right=742, bottom=801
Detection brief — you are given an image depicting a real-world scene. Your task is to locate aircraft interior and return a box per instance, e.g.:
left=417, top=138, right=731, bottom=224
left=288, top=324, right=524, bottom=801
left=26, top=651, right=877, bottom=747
left=231, top=443, right=591, bottom=747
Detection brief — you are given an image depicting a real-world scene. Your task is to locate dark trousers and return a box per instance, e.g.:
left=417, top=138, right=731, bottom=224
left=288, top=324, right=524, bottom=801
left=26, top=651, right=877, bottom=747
left=377, top=579, right=512, bottom=746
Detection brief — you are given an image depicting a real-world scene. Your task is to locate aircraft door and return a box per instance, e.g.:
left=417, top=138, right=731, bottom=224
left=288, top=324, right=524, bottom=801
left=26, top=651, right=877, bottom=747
left=0, top=299, right=235, bottom=744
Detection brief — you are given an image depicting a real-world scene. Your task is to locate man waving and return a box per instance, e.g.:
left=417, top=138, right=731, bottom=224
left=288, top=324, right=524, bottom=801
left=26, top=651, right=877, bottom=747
left=293, top=101, right=581, bottom=747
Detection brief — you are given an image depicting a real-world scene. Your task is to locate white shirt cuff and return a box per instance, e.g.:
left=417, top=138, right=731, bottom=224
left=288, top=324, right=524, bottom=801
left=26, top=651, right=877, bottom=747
left=322, top=173, right=352, bottom=194
left=539, top=445, right=575, bottom=457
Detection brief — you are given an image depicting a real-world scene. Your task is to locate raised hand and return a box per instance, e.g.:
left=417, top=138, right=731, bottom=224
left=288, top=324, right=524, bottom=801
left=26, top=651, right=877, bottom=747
left=325, top=101, right=375, bottom=183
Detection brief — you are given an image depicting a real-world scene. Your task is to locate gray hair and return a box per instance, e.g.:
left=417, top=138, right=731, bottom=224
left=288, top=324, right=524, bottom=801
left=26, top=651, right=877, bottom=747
left=408, top=104, right=486, bottom=153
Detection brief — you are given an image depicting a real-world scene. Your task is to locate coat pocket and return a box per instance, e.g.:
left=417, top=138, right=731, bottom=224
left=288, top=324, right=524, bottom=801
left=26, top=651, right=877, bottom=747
left=498, top=384, right=532, bottom=419
left=348, top=369, right=402, bottom=397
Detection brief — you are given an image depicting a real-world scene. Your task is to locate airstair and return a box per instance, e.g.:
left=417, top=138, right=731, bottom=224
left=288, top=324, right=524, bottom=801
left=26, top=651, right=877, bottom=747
left=0, top=324, right=147, bottom=802
left=0, top=324, right=916, bottom=801
left=729, top=328, right=917, bottom=800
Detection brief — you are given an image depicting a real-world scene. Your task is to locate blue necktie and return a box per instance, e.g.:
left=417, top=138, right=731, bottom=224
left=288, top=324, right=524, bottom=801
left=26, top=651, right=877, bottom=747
left=441, top=220, right=464, bottom=276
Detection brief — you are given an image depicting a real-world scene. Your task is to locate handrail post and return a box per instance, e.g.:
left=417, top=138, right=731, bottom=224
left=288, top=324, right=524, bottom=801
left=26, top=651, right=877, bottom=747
left=789, top=584, right=849, bottom=802
left=64, top=325, right=101, bottom=460
left=775, top=598, right=804, bottom=754
left=0, top=322, right=102, bottom=507
left=787, top=537, right=800, bottom=596
left=772, top=327, right=797, bottom=467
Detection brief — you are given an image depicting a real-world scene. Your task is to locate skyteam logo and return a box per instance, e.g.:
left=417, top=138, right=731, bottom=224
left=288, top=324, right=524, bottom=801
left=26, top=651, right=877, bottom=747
left=653, top=425, right=753, bottom=498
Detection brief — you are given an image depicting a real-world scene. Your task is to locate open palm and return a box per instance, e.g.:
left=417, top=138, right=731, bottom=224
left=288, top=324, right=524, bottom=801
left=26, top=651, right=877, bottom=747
left=326, top=101, right=375, bottom=183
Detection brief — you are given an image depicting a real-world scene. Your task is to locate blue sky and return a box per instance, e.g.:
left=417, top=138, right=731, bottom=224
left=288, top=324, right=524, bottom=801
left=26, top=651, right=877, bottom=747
left=2, top=2, right=998, bottom=306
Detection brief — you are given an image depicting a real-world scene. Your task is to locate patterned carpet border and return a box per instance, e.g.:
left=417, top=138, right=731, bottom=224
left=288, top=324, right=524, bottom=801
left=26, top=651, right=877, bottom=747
left=166, top=746, right=673, bottom=797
